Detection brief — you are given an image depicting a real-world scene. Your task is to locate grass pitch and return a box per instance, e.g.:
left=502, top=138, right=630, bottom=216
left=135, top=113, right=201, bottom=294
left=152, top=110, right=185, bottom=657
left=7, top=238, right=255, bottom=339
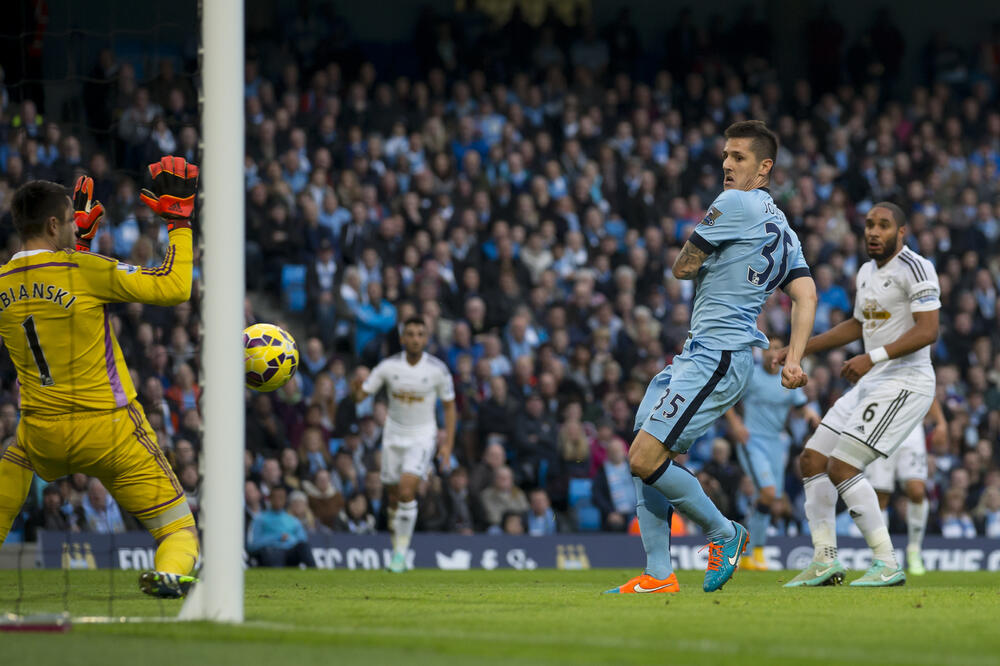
left=2, top=569, right=999, bottom=665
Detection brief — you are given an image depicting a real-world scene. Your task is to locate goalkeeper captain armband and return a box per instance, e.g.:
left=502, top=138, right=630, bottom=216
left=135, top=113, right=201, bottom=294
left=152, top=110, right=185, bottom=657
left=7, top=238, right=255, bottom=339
left=139, top=155, right=200, bottom=231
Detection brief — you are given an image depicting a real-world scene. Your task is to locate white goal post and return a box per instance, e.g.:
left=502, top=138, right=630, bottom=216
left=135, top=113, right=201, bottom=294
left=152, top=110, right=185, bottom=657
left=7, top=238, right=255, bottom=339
left=179, top=0, right=246, bottom=622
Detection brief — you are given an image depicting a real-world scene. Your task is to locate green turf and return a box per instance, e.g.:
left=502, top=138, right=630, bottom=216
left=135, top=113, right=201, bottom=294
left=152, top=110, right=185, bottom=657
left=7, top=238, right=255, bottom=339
left=2, top=569, right=999, bottom=665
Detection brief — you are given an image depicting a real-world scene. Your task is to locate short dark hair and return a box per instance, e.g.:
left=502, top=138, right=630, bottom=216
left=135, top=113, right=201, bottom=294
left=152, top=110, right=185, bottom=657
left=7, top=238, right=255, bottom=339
left=871, top=201, right=906, bottom=228
left=11, top=180, right=69, bottom=240
left=402, top=316, right=426, bottom=329
left=724, top=120, right=778, bottom=163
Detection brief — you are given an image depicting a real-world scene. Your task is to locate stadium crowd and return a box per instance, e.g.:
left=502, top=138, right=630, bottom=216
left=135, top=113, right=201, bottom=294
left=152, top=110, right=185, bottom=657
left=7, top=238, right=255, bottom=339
left=1, top=6, right=999, bottom=557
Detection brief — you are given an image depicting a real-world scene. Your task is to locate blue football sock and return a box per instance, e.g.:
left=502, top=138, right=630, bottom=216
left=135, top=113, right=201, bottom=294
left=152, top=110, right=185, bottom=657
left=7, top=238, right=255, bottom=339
left=632, top=476, right=674, bottom=579
left=644, top=459, right=735, bottom=542
left=747, top=500, right=771, bottom=550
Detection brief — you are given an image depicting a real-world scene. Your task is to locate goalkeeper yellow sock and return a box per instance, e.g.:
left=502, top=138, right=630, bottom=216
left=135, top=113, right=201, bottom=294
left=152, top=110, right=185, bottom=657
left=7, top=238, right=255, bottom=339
left=154, top=528, right=200, bottom=575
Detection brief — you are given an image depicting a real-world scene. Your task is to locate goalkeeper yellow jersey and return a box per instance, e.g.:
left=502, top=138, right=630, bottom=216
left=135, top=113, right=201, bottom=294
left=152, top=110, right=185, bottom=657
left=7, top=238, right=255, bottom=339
left=0, top=228, right=192, bottom=416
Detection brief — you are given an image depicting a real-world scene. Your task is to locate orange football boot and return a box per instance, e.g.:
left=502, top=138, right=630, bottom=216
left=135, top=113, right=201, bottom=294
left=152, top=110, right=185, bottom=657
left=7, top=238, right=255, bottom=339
left=604, top=572, right=680, bottom=594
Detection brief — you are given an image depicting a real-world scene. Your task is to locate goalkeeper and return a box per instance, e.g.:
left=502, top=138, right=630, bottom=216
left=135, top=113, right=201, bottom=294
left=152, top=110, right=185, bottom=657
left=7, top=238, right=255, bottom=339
left=0, top=156, right=200, bottom=599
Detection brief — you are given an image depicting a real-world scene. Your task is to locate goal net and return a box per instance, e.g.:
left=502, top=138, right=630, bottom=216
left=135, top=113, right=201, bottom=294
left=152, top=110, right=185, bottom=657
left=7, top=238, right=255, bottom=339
left=0, top=0, right=244, bottom=625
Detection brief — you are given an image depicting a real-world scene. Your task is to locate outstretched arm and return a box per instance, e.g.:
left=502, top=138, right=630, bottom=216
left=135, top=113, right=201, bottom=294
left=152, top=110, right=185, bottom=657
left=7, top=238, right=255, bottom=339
left=841, top=309, right=939, bottom=383
left=724, top=406, right=749, bottom=444
left=781, top=275, right=817, bottom=388
left=771, top=318, right=863, bottom=371
left=793, top=404, right=822, bottom=429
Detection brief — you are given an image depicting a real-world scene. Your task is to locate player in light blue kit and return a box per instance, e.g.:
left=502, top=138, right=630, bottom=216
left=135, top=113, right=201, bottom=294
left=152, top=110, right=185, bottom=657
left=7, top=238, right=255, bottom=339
left=724, top=336, right=821, bottom=571
left=606, top=121, right=817, bottom=595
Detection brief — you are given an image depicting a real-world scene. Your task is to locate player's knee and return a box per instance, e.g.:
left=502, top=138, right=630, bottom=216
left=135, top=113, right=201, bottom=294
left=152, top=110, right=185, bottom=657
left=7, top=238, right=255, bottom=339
left=826, top=457, right=858, bottom=486
left=905, top=481, right=926, bottom=504
left=627, top=457, right=654, bottom=481
left=627, top=431, right=669, bottom=481
left=626, top=447, right=661, bottom=481
left=799, top=448, right=827, bottom=477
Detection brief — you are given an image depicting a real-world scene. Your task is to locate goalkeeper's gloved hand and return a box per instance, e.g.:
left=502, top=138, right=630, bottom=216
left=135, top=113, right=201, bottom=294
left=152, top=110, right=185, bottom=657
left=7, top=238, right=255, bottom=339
left=139, top=155, right=199, bottom=231
left=72, top=175, right=105, bottom=252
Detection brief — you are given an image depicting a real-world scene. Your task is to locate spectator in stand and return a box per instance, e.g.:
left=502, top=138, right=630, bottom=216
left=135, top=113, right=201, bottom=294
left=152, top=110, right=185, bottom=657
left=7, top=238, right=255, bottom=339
left=513, top=393, right=558, bottom=485
left=352, top=281, right=397, bottom=365
left=335, top=492, right=377, bottom=534
left=248, top=486, right=316, bottom=567
left=25, top=484, right=82, bottom=540
left=480, top=466, right=530, bottom=529
left=940, top=487, right=977, bottom=538
left=526, top=488, right=559, bottom=535
left=288, top=490, right=323, bottom=535
left=81, top=479, right=128, bottom=534
left=303, top=469, right=344, bottom=530
left=593, top=438, right=636, bottom=531
left=443, top=466, right=477, bottom=534
left=246, top=393, right=288, bottom=457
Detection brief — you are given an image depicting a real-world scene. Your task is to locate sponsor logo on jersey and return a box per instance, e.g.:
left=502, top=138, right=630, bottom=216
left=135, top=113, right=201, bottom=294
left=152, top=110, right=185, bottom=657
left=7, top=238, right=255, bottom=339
left=390, top=390, right=425, bottom=404
left=700, top=205, right=722, bottom=226
left=861, top=298, right=891, bottom=332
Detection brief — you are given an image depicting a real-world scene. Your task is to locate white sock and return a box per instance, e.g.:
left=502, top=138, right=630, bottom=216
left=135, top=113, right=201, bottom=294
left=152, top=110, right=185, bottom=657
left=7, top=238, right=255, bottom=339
left=836, top=474, right=897, bottom=568
left=392, top=500, right=418, bottom=555
left=881, top=508, right=890, bottom=527
left=803, top=473, right=838, bottom=562
left=907, top=500, right=928, bottom=552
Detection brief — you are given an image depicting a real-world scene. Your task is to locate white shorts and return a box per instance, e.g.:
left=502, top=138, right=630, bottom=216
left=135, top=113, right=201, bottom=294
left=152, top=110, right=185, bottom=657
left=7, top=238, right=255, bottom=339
left=805, top=380, right=933, bottom=470
left=866, top=424, right=928, bottom=492
left=380, top=429, right=436, bottom=485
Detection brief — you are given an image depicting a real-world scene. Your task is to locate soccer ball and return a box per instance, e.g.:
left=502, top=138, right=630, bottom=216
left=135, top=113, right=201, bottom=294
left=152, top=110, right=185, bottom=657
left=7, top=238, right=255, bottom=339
left=243, top=323, right=299, bottom=392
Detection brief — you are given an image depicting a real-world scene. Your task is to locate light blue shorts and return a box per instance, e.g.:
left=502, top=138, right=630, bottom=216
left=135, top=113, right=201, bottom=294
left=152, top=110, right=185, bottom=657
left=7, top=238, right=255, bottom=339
left=736, top=434, right=790, bottom=497
left=634, top=340, right=753, bottom=454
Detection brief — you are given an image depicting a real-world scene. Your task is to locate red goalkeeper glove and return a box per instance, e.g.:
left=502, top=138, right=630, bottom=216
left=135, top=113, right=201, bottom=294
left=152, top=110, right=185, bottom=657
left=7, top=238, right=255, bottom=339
left=72, top=175, right=105, bottom=252
left=139, top=155, right=199, bottom=231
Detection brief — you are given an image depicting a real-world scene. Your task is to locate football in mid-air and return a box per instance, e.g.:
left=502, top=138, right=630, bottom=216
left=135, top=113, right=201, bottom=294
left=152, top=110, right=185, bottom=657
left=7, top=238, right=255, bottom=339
left=243, top=323, right=299, bottom=392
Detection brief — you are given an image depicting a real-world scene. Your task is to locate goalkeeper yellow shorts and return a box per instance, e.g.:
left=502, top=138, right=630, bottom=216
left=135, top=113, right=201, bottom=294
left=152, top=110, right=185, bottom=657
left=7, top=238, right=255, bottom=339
left=14, top=400, right=194, bottom=535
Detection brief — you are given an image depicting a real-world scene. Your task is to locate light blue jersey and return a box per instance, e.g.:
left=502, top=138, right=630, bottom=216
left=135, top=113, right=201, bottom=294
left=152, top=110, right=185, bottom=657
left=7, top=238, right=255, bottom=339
left=742, top=363, right=808, bottom=440
left=688, top=188, right=810, bottom=351
left=735, top=363, right=807, bottom=496
left=636, top=188, right=810, bottom=455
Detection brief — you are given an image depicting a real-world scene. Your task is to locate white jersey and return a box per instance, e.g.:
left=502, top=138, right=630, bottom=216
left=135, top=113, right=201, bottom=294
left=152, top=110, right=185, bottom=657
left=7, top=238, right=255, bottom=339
left=853, top=247, right=939, bottom=394
left=362, top=352, right=455, bottom=437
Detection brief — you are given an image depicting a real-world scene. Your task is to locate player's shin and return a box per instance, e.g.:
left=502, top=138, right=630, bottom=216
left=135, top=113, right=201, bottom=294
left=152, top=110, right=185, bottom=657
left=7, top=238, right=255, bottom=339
left=907, top=499, right=928, bottom=551
left=644, top=460, right=734, bottom=541
left=387, top=506, right=398, bottom=551
left=747, top=500, right=771, bottom=551
left=150, top=520, right=200, bottom=575
left=803, top=473, right=838, bottom=563
left=836, top=474, right=898, bottom=568
left=392, top=500, right=418, bottom=554
left=633, top=476, right=674, bottom=579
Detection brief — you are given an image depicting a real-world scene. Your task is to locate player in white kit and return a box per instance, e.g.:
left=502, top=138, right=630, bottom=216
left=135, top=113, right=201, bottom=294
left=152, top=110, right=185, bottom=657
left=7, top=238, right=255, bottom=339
left=352, top=317, right=456, bottom=572
left=866, top=397, right=946, bottom=576
left=777, top=202, right=940, bottom=587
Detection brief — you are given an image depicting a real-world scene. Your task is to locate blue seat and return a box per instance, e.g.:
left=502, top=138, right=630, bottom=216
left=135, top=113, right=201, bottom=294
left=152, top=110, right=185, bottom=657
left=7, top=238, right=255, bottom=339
left=285, top=285, right=307, bottom=312
left=281, top=264, right=308, bottom=312
left=567, top=478, right=593, bottom=508
left=281, top=264, right=307, bottom=288
left=574, top=504, right=602, bottom=531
